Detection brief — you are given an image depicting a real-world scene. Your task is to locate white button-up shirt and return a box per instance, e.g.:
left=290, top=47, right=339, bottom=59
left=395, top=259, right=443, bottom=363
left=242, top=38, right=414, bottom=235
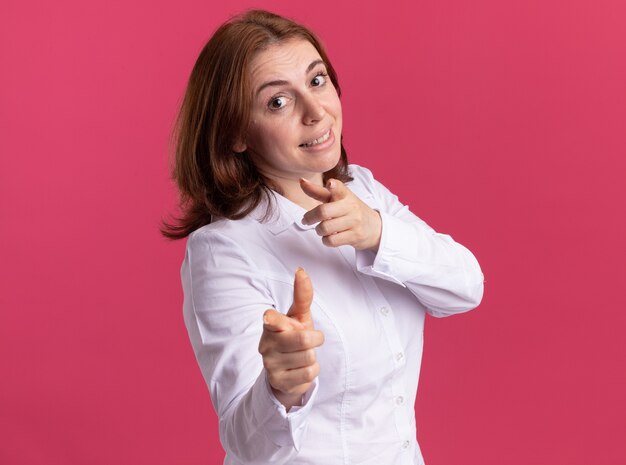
left=181, top=165, right=484, bottom=465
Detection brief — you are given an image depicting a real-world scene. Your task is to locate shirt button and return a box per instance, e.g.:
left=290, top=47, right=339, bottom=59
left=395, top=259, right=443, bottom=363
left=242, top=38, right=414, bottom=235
left=396, top=396, right=404, bottom=405
left=402, top=440, right=410, bottom=449
left=380, top=306, right=389, bottom=316
left=395, top=352, right=404, bottom=362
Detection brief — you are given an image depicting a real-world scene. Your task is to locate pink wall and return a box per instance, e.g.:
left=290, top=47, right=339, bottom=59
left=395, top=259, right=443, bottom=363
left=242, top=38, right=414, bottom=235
left=1, top=0, right=625, bottom=464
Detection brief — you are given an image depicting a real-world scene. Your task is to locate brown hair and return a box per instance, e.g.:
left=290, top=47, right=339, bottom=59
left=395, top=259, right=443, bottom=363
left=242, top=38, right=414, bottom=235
left=162, top=9, right=352, bottom=239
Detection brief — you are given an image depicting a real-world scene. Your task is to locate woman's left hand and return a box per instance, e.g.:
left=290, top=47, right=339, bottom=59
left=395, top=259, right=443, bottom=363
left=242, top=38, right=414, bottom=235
left=300, top=178, right=382, bottom=252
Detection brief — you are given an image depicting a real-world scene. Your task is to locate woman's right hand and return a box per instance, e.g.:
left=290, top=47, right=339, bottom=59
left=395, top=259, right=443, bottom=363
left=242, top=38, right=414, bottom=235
left=258, top=268, right=325, bottom=411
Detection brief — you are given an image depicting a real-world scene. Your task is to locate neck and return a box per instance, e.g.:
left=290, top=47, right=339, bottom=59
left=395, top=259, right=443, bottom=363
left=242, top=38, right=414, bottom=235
left=270, top=173, right=323, bottom=210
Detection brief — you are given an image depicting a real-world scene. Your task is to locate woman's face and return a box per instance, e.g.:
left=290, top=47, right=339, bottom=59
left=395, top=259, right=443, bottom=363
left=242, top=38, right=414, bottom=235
left=238, top=39, right=343, bottom=188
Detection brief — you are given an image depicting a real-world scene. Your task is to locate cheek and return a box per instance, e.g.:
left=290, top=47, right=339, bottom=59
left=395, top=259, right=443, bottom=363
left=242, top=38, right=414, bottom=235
left=333, top=103, right=343, bottom=131
left=248, top=124, right=292, bottom=153
left=247, top=121, right=272, bottom=148
left=330, top=94, right=343, bottom=120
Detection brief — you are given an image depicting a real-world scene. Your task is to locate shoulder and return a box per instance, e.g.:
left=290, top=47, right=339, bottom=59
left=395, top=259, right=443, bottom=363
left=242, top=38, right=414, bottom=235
left=187, top=217, right=257, bottom=258
left=346, top=164, right=389, bottom=200
left=345, top=164, right=408, bottom=217
left=347, top=163, right=375, bottom=184
left=190, top=216, right=245, bottom=237
left=189, top=218, right=242, bottom=243
left=186, top=207, right=282, bottom=268
left=188, top=189, right=280, bottom=243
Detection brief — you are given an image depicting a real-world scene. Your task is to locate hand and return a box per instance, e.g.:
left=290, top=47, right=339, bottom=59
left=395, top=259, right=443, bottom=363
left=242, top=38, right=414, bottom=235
left=300, top=178, right=382, bottom=252
left=258, top=268, right=324, bottom=410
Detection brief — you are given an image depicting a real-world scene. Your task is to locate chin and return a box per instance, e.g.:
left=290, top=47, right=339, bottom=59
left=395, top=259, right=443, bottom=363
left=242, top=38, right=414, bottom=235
left=318, top=150, right=342, bottom=174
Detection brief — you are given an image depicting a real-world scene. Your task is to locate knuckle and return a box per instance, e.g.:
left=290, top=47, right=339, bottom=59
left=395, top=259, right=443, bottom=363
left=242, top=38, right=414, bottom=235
left=326, top=234, right=340, bottom=247
left=301, top=366, right=312, bottom=383
left=316, top=222, right=328, bottom=236
left=303, top=364, right=318, bottom=382
left=304, top=349, right=316, bottom=365
left=297, top=331, right=311, bottom=348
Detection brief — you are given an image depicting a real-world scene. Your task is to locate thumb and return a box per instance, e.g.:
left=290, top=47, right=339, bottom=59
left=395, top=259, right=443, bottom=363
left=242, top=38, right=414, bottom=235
left=299, top=178, right=332, bottom=203
left=326, top=178, right=349, bottom=201
left=286, top=267, right=314, bottom=326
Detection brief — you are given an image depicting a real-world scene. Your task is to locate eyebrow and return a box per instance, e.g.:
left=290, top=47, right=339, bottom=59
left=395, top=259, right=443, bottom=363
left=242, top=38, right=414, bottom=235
left=255, top=59, right=326, bottom=96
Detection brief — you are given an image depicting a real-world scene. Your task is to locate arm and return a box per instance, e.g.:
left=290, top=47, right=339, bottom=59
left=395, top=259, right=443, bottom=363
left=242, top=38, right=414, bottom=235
left=182, top=230, right=319, bottom=464
left=300, top=166, right=484, bottom=317
left=353, top=166, right=484, bottom=317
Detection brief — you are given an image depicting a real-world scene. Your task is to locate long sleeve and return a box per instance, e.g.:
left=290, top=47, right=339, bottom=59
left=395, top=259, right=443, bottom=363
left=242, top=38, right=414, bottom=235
left=353, top=166, right=484, bottom=317
left=180, top=164, right=483, bottom=464
left=182, top=228, right=318, bottom=464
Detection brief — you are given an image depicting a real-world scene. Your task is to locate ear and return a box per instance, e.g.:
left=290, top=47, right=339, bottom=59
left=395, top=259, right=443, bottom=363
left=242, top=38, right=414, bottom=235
left=232, top=139, right=247, bottom=153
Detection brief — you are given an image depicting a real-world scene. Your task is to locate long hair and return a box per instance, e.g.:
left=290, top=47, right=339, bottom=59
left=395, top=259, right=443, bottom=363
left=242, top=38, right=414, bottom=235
left=162, top=9, right=351, bottom=239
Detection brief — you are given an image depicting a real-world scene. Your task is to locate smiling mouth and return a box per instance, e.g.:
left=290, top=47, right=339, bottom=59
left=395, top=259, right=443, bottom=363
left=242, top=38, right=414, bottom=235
left=299, top=130, right=331, bottom=148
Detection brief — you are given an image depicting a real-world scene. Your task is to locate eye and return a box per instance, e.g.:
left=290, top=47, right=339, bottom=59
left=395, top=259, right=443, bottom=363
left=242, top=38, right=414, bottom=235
left=268, top=96, right=287, bottom=110
left=311, top=72, right=328, bottom=87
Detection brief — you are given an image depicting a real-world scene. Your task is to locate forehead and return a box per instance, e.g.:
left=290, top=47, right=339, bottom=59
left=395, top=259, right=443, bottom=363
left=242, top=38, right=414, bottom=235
left=249, top=39, right=322, bottom=83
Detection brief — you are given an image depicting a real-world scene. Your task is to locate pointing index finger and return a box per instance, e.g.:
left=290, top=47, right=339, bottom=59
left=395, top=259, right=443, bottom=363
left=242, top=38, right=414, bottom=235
left=326, top=178, right=349, bottom=201
left=299, top=178, right=332, bottom=203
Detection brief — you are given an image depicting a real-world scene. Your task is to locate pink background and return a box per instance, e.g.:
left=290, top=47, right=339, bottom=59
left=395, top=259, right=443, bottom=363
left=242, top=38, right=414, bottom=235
left=1, top=0, right=625, bottom=464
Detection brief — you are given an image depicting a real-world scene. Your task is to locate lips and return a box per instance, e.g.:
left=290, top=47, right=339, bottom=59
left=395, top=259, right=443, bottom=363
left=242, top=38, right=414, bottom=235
left=299, top=129, right=331, bottom=148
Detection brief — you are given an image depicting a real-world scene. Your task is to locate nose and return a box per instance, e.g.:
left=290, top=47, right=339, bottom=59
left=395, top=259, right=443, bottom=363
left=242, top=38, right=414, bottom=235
left=301, top=93, right=325, bottom=125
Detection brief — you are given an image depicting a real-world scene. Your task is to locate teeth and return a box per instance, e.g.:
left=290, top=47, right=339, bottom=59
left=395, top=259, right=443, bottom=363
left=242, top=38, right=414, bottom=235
left=302, top=130, right=330, bottom=147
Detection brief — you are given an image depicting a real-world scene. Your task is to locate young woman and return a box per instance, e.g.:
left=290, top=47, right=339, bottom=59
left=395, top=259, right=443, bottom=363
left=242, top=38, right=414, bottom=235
left=164, top=9, right=484, bottom=465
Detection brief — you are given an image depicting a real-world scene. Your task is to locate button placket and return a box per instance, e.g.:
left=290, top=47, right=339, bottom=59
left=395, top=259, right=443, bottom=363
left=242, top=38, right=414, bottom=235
left=338, top=252, right=414, bottom=450
left=357, top=277, right=413, bottom=443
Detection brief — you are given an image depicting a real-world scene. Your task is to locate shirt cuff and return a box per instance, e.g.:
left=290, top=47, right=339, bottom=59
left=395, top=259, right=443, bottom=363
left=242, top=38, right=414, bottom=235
left=356, top=210, right=420, bottom=286
left=250, top=369, right=319, bottom=451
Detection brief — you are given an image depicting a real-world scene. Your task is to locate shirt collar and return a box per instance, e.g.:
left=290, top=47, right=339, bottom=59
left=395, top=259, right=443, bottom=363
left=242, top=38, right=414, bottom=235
left=249, top=190, right=317, bottom=235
